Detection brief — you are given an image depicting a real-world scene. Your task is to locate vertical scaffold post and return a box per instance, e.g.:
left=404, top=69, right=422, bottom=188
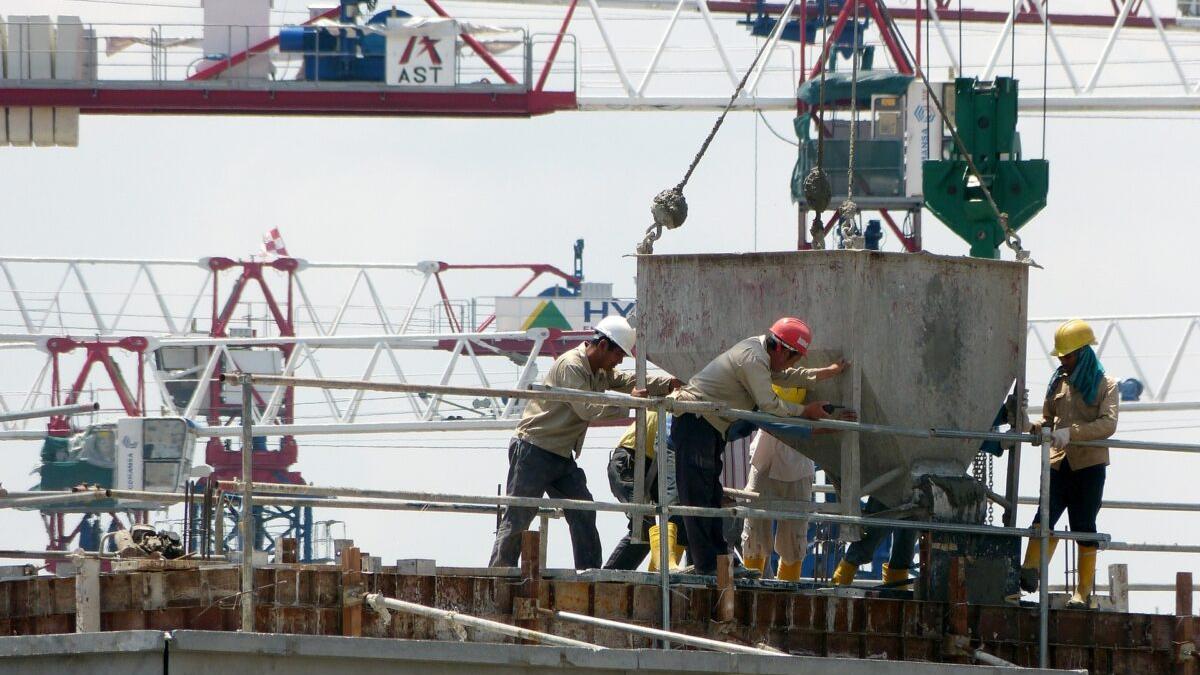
left=1003, top=380, right=1024, bottom=528
left=632, top=343, right=648, bottom=544
left=1038, top=426, right=1051, bottom=668
left=840, top=356, right=863, bottom=541
left=654, top=403, right=671, bottom=647
left=239, top=374, right=256, bottom=632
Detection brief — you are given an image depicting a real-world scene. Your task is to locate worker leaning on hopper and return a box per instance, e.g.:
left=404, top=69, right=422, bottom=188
left=1020, top=319, right=1120, bottom=610
left=669, top=317, right=854, bottom=577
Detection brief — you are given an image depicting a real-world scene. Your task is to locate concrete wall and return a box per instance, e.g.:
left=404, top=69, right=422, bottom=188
left=0, top=630, right=1074, bottom=674
left=0, top=631, right=162, bottom=675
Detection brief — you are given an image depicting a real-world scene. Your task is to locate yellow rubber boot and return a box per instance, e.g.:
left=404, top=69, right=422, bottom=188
left=742, top=556, right=766, bottom=576
left=670, top=539, right=687, bottom=568
left=833, top=559, right=858, bottom=586
left=1020, top=537, right=1059, bottom=593
left=881, top=562, right=912, bottom=588
left=1022, top=536, right=1060, bottom=568
left=777, top=559, right=803, bottom=582
left=1067, top=545, right=1097, bottom=609
left=648, top=523, right=682, bottom=572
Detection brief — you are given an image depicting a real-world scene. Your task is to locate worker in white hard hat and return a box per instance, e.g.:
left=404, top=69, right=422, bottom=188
left=1019, top=319, right=1119, bottom=609
left=488, top=316, right=681, bottom=570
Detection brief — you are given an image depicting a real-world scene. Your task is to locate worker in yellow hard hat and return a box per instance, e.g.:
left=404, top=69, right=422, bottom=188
left=740, top=386, right=817, bottom=582
left=602, top=410, right=688, bottom=571
left=1020, top=319, right=1119, bottom=609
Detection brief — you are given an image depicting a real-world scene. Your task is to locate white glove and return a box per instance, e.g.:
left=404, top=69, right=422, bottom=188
left=1050, top=427, right=1071, bottom=449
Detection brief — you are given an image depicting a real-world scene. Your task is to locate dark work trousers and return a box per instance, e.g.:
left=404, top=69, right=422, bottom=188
left=603, top=446, right=688, bottom=570
left=488, top=438, right=602, bottom=569
left=1030, top=459, right=1106, bottom=539
left=844, top=496, right=920, bottom=570
left=671, top=413, right=729, bottom=575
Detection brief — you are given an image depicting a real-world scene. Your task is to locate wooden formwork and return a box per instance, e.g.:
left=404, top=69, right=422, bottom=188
left=0, top=560, right=1192, bottom=673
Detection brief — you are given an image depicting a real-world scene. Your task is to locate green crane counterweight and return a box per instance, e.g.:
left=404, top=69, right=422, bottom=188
left=922, top=77, right=1049, bottom=259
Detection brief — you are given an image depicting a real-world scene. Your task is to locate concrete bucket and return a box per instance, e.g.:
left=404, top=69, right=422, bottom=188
left=636, top=250, right=1029, bottom=506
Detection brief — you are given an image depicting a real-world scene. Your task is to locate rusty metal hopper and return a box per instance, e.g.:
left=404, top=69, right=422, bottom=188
left=637, top=250, right=1028, bottom=505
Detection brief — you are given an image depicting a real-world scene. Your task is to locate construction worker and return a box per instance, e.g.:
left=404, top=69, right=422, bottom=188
left=602, top=410, right=688, bottom=571
left=740, top=386, right=816, bottom=581
left=1019, top=319, right=1119, bottom=609
left=669, top=317, right=850, bottom=577
left=488, top=316, right=680, bottom=570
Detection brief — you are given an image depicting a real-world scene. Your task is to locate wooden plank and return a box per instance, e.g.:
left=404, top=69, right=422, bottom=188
left=715, top=554, right=735, bottom=622
left=279, top=538, right=298, bottom=564
left=1176, top=571, right=1195, bottom=675
left=515, top=531, right=542, bottom=635
left=341, top=547, right=363, bottom=637
left=73, top=559, right=100, bottom=633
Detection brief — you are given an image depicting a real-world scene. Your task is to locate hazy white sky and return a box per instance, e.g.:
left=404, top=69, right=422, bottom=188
left=2, top=0, right=1199, bottom=614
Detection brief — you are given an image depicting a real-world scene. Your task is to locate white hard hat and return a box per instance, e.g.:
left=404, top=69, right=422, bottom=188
left=594, top=316, right=636, bottom=355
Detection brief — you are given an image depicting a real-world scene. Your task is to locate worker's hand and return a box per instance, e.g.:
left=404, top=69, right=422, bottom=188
left=1050, top=427, right=1071, bottom=449
left=836, top=408, right=858, bottom=422
left=802, top=400, right=832, bottom=420
left=814, top=359, right=850, bottom=380
left=630, top=388, right=649, bottom=398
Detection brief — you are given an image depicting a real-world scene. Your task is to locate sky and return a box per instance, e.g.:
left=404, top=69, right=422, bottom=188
left=2, top=0, right=1199, bottom=615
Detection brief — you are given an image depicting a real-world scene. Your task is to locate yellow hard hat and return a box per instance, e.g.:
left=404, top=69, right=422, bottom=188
left=772, top=385, right=807, bottom=404
left=1051, top=319, right=1097, bottom=357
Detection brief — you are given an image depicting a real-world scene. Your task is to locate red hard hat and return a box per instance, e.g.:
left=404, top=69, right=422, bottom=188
left=769, top=317, right=812, bottom=355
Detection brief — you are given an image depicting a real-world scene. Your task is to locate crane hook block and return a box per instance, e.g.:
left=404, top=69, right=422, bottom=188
left=922, top=77, right=1049, bottom=259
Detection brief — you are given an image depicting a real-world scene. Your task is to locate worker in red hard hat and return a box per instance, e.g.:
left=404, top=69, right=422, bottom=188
left=669, top=317, right=852, bottom=577
left=488, top=316, right=681, bottom=570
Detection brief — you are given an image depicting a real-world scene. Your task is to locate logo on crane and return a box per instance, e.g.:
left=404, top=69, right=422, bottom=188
left=398, top=36, right=443, bottom=66
left=386, top=22, right=457, bottom=87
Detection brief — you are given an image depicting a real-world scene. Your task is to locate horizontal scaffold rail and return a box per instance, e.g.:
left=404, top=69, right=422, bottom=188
left=228, top=373, right=1200, bottom=455
left=215, top=480, right=1108, bottom=545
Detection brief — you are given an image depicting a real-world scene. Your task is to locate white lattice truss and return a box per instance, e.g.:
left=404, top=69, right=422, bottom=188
left=1028, top=314, right=1200, bottom=408
left=0, top=256, right=562, bottom=435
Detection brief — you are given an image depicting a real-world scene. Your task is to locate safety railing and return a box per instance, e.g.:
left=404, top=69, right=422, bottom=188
left=216, top=374, right=1200, bottom=666
left=0, top=19, right=571, bottom=94
left=6, top=372, right=1200, bottom=667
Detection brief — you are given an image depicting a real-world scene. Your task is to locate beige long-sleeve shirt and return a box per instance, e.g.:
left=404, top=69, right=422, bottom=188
left=673, top=335, right=818, bottom=434
left=1035, top=375, right=1119, bottom=470
left=515, top=343, right=674, bottom=458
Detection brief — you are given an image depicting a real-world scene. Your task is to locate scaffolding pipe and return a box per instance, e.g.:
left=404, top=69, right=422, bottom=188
left=195, top=419, right=520, bottom=438
left=246, top=495, right=560, bottom=517
left=219, top=481, right=1108, bottom=544
left=0, top=402, right=98, bottom=423
left=238, top=375, right=255, bottom=633
left=1038, top=429, right=1051, bottom=669
left=0, top=549, right=112, bottom=560
left=1050, top=583, right=1200, bottom=592
left=0, top=491, right=105, bottom=509
left=217, top=480, right=658, bottom=516
left=540, top=608, right=784, bottom=656
left=226, top=373, right=1200, bottom=454
left=1107, top=542, right=1200, bottom=554
left=974, top=648, right=1019, bottom=668
left=1019, top=496, right=1200, bottom=512
left=364, top=594, right=604, bottom=650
